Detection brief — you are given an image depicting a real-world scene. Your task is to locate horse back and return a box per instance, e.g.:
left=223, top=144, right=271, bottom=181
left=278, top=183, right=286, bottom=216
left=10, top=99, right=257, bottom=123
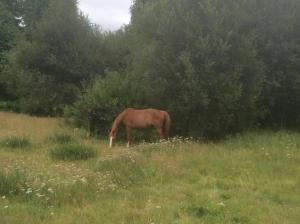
left=121, top=108, right=168, bottom=128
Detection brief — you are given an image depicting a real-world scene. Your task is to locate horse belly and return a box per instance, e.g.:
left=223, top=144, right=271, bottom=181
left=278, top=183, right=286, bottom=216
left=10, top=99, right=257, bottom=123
left=125, top=114, right=152, bottom=128
left=128, top=121, right=151, bottom=129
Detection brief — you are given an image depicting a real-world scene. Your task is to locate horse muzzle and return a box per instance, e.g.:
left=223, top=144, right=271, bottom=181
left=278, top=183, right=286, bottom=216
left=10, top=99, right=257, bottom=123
left=109, top=136, right=114, bottom=148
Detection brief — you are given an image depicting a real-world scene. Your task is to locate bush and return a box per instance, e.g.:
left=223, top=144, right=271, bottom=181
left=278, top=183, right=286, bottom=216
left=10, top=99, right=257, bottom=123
left=64, top=71, right=145, bottom=136
left=16, top=70, right=80, bottom=116
left=2, top=136, right=31, bottom=149
left=50, top=144, right=97, bottom=161
left=0, top=100, right=20, bottom=112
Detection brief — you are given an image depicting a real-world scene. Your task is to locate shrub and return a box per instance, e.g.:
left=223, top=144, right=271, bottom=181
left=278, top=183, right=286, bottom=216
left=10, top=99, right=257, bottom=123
left=2, top=136, right=31, bottom=149
left=50, top=144, right=97, bottom=161
left=64, top=71, right=145, bottom=136
left=0, top=101, right=20, bottom=112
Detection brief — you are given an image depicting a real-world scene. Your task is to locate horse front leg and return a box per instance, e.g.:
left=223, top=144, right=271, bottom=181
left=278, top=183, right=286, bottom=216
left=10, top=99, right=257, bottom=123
left=126, top=127, right=132, bottom=147
left=156, top=128, right=164, bottom=141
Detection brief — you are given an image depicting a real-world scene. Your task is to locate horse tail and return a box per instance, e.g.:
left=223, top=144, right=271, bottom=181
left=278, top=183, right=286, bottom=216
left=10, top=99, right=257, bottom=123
left=163, top=112, right=171, bottom=139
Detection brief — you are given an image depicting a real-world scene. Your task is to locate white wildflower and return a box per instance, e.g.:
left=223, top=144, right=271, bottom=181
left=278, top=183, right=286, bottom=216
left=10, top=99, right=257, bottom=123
left=25, top=188, right=32, bottom=194
left=217, top=202, right=225, bottom=207
left=80, top=177, right=87, bottom=184
left=35, top=193, right=45, bottom=198
left=47, top=188, right=54, bottom=194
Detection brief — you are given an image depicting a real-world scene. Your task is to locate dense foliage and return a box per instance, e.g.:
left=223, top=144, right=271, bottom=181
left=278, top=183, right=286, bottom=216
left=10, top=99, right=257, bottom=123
left=0, top=0, right=299, bottom=138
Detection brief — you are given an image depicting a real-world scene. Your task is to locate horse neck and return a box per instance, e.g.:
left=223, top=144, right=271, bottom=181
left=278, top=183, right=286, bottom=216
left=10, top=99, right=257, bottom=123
left=111, top=112, right=124, bottom=131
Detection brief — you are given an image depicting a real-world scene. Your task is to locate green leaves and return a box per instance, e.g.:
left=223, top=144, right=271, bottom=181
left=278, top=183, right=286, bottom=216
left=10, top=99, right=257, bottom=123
left=2, top=0, right=107, bottom=115
left=1, top=0, right=300, bottom=138
left=65, top=71, right=146, bottom=135
left=129, top=0, right=265, bottom=137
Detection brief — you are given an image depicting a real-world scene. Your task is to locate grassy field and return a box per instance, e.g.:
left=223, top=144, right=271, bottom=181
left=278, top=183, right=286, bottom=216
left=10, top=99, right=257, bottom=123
left=0, top=111, right=299, bottom=224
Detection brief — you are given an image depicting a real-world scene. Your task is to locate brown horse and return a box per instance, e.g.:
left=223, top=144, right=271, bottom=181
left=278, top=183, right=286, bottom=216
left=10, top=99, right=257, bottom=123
left=109, top=108, right=171, bottom=148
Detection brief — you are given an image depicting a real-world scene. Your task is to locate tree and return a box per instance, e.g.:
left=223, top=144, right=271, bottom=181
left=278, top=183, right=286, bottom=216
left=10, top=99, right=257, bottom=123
left=5, top=0, right=106, bottom=115
left=0, top=1, right=21, bottom=100
left=255, top=0, right=300, bottom=128
left=128, top=0, right=265, bottom=138
left=21, top=0, right=50, bottom=39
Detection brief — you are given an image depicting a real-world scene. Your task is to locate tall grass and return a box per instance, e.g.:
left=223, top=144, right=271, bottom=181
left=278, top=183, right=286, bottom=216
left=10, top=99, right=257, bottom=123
left=50, top=144, right=97, bottom=161
left=48, top=133, right=74, bottom=144
left=0, top=169, right=26, bottom=196
left=1, top=136, right=31, bottom=149
left=95, top=155, right=156, bottom=187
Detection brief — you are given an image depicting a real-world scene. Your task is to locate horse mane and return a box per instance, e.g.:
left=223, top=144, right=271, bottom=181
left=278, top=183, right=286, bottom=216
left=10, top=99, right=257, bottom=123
left=111, top=110, right=127, bottom=132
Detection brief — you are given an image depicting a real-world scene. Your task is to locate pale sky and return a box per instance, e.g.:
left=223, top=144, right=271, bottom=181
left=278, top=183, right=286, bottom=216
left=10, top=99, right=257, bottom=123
left=78, top=0, right=132, bottom=31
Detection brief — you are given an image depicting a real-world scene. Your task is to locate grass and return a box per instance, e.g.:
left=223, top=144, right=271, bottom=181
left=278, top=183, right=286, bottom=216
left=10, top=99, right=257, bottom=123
left=1, top=136, right=31, bottom=149
left=48, top=133, right=74, bottom=144
left=0, top=169, right=26, bottom=196
left=94, top=154, right=156, bottom=188
left=0, top=111, right=299, bottom=224
left=50, top=144, right=97, bottom=161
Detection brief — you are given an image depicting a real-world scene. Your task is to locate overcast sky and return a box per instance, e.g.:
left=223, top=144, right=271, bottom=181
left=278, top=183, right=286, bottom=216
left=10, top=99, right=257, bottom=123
left=78, top=0, right=132, bottom=31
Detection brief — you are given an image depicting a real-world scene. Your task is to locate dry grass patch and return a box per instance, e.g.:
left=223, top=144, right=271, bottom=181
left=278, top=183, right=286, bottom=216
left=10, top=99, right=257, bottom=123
left=0, top=112, right=63, bottom=143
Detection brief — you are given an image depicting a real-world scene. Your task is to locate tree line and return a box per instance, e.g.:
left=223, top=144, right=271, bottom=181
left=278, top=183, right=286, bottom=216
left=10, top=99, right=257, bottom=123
left=0, top=0, right=299, bottom=138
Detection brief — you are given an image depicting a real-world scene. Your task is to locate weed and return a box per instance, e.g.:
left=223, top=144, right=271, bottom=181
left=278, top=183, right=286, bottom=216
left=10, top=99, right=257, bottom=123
left=50, top=144, right=97, bottom=161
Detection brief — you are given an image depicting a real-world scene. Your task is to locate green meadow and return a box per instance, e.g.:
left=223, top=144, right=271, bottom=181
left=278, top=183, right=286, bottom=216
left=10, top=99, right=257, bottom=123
left=0, top=112, right=299, bottom=224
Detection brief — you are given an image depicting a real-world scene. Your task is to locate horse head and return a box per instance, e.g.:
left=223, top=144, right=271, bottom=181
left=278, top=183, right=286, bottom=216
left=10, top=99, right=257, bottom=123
left=109, top=129, right=117, bottom=148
